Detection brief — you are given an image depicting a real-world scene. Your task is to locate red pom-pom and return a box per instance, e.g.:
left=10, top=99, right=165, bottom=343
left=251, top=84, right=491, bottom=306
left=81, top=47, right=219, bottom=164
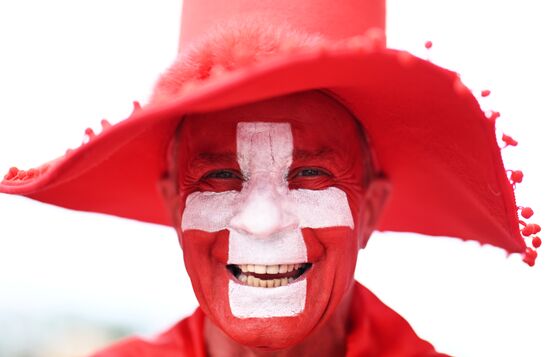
left=4, top=166, right=19, bottom=180
left=84, top=127, right=96, bottom=140
left=487, top=111, right=501, bottom=122
left=26, top=168, right=38, bottom=179
left=133, top=101, right=142, bottom=112
left=521, top=223, right=540, bottom=237
left=481, top=90, right=491, bottom=97
left=510, top=170, right=523, bottom=183
left=502, top=134, right=518, bottom=147
left=521, top=207, right=534, bottom=219
left=510, top=170, right=524, bottom=184
left=101, top=119, right=112, bottom=131
left=424, top=41, right=433, bottom=49
left=14, top=170, right=27, bottom=180
left=522, top=224, right=534, bottom=237
left=523, top=248, right=538, bottom=266
left=532, top=236, right=542, bottom=248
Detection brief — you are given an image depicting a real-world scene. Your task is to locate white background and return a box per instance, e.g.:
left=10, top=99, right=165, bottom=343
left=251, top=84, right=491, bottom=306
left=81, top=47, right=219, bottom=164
left=0, top=1, right=548, bottom=356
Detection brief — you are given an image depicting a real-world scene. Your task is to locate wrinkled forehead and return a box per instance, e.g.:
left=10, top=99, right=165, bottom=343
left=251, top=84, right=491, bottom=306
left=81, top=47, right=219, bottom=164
left=178, top=91, right=364, bottom=164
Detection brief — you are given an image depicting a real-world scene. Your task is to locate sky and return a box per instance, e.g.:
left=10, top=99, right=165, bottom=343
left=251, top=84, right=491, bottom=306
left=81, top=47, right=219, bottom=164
left=0, top=1, right=549, bottom=356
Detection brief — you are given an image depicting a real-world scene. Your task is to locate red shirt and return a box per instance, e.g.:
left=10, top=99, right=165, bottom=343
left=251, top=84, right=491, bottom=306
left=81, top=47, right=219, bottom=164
left=92, top=282, right=449, bottom=357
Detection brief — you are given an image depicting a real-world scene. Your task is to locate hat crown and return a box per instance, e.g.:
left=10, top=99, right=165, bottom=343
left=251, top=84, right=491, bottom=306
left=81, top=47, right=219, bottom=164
left=179, top=0, right=386, bottom=51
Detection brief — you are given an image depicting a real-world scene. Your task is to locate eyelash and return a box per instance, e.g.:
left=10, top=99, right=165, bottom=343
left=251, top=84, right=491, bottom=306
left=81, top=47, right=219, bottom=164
left=202, top=169, right=243, bottom=180
left=288, top=167, right=331, bottom=179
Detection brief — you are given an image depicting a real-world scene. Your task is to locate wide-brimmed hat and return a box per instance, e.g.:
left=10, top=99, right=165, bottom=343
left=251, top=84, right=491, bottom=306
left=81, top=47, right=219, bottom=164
left=0, top=0, right=541, bottom=265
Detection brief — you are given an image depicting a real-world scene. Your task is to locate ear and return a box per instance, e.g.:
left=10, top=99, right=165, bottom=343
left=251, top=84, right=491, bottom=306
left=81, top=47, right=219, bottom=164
left=357, top=177, right=391, bottom=249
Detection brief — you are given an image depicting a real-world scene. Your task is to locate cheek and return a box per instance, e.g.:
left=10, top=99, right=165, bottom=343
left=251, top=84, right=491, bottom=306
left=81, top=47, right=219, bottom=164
left=302, top=227, right=359, bottom=323
left=304, top=226, right=359, bottom=282
left=180, top=229, right=231, bottom=318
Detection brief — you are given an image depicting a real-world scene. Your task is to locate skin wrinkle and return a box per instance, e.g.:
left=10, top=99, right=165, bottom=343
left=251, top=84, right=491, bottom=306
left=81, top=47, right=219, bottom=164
left=192, top=152, right=238, bottom=167
left=293, top=147, right=336, bottom=163
left=163, top=90, right=388, bottom=355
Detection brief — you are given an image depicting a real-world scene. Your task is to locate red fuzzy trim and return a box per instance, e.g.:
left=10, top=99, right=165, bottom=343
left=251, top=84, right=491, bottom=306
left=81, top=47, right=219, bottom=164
left=150, top=21, right=324, bottom=104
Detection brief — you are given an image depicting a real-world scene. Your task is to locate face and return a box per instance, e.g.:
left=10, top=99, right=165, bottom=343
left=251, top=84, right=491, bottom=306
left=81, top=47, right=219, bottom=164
left=171, top=91, right=384, bottom=349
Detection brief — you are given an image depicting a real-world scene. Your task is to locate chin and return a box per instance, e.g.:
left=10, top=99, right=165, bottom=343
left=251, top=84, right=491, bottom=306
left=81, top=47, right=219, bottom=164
left=181, top=227, right=359, bottom=349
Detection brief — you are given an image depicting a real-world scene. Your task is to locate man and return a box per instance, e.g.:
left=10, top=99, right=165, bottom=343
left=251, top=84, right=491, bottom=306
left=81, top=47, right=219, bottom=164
left=0, top=0, right=540, bottom=356
left=93, top=91, right=447, bottom=355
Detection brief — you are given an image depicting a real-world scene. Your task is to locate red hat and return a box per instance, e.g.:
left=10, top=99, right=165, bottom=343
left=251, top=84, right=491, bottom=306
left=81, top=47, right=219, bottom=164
left=0, top=0, right=540, bottom=265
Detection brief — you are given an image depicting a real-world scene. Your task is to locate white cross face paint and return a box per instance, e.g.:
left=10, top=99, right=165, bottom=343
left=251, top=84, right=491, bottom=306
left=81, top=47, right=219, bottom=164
left=181, top=122, right=354, bottom=318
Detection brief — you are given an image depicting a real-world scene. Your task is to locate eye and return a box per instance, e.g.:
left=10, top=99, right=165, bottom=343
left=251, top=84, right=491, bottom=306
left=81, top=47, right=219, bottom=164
left=198, top=169, right=244, bottom=192
left=287, top=167, right=333, bottom=190
left=289, top=167, right=332, bottom=179
left=202, top=169, right=243, bottom=180
left=294, top=168, right=328, bottom=177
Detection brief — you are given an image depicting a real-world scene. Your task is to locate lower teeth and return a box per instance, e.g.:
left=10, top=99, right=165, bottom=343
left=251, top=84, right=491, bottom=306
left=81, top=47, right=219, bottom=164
left=239, top=274, right=295, bottom=288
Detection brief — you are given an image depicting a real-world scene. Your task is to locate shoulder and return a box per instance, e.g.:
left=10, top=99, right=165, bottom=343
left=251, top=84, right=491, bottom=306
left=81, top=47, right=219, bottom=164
left=90, top=309, right=206, bottom=357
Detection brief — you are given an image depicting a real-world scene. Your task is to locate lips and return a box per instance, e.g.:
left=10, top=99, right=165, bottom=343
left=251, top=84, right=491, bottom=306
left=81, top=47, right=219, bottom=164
left=227, top=263, right=312, bottom=288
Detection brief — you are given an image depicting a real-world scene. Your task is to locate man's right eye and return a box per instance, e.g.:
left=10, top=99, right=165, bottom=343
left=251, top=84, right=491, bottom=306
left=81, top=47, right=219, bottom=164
left=203, top=170, right=243, bottom=180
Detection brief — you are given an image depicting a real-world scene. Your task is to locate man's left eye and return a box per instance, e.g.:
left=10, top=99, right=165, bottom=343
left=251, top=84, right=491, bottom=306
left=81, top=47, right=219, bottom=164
left=289, top=167, right=331, bottom=179
left=297, top=168, right=323, bottom=177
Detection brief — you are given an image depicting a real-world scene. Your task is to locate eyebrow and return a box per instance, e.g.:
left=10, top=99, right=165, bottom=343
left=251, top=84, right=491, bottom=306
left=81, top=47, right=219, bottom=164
left=190, top=147, right=335, bottom=166
left=190, top=152, right=237, bottom=167
left=293, top=147, right=336, bottom=161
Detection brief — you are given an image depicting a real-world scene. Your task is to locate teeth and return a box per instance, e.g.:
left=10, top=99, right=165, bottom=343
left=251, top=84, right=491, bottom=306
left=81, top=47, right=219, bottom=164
left=253, top=277, right=260, bottom=287
left=281, top=278, right=288, bottom=286
left=238, top=263, right=303, bottom=275
left=234, top=263, right=307, bottom=288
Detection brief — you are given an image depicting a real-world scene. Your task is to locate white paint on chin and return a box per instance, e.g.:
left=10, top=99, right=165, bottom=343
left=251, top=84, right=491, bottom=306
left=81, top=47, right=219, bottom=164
left=181, top=122, right=354, bottom=319
left=229, top=279, right=307, bottom=318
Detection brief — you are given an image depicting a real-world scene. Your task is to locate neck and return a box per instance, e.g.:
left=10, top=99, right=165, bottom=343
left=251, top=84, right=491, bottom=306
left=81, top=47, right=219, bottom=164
left=204, top=285, right=354, bottom=357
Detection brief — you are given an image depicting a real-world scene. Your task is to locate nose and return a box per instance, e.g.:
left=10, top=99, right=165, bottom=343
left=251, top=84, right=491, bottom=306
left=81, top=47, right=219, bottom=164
left=229, top=180, right=298, bottom=238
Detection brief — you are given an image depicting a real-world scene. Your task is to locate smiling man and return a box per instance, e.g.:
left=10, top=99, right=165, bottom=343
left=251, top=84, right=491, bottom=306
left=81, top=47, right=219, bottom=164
left=172, top=91, right=396, bottom=353
left=92, top=91, right=446, bottom=356
left=0, top=0, right=539, bottom=356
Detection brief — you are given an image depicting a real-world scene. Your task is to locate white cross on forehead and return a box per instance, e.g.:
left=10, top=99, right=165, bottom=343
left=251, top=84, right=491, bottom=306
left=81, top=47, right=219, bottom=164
left=181, top=122, right=353, bottom=318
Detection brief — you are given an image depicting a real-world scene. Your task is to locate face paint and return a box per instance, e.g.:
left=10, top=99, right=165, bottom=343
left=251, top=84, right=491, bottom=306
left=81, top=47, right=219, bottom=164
left=175, top=91, right=372, bottom=349
left=182, top=122, right=354, bottom=318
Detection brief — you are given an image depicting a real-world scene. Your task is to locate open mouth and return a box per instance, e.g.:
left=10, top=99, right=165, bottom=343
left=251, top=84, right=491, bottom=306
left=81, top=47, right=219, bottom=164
left=227, top=263, right=312, bottom=288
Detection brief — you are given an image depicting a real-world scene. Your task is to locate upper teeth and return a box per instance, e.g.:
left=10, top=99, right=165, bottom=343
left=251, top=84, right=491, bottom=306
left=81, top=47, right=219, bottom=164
left=239, top=263, right=303, bottom=274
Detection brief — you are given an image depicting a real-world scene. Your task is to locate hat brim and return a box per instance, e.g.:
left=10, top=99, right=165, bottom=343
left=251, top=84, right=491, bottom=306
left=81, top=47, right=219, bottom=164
left=0, top=46, right=526, bottom=254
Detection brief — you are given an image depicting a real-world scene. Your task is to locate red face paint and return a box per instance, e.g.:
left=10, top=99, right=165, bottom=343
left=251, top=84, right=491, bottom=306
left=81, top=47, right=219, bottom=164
left=175, top=91, right=372, bottom=349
